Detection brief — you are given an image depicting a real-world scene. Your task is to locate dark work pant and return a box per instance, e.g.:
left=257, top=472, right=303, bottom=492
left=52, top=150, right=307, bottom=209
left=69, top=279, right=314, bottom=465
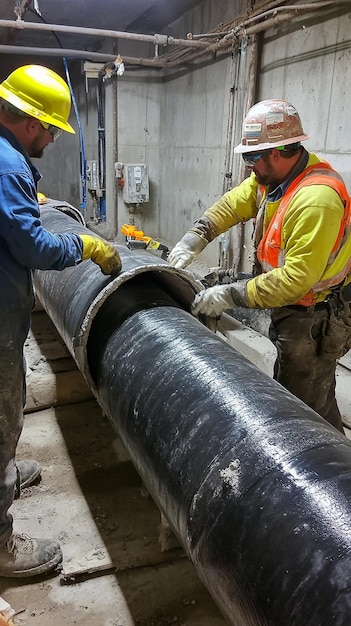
left=0, top=309, right=31, bottom=546
left=269, top=301, right=351, bottom=433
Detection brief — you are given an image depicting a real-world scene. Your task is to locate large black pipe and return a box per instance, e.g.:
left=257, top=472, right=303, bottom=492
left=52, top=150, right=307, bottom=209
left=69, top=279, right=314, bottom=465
left=34, top=204, right=206, bottom=384
left=34, top=206, right=351, bottom=625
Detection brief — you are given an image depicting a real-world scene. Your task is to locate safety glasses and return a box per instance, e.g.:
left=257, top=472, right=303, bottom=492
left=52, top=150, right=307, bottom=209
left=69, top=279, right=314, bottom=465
left=40, top=121, right=62, bottom=140
left=242, top=151, right=266, bottom=167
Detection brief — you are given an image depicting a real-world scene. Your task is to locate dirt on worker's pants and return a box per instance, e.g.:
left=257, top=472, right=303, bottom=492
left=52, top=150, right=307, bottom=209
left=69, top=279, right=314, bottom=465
left=0, top=309, right=227, bottom=626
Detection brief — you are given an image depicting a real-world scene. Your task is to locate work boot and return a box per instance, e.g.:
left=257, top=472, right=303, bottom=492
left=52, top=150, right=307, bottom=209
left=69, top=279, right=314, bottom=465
left=14, top=460, right=41, bottom=499
left=0, top=533, right=62, bottom=578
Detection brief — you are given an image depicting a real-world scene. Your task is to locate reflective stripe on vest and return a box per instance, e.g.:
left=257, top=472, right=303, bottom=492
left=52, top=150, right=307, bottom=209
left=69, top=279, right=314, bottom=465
left=257, top=163, right=351, bottom=306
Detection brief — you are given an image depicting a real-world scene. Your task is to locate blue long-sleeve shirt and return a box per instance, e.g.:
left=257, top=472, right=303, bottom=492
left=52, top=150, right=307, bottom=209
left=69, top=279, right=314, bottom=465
left=0, top=125, right=83, bottom=310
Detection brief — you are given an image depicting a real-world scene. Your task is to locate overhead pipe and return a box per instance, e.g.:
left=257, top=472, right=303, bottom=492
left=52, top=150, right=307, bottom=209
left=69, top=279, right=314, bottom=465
left=0, top=45, right=168, bottom=68
left=0, top=19, right=208, bottom=49
left=34, top=205, right=351, bottom=626
left=161, top=1, right=346, bottom=69
left=186, top=0, right=347, bottom=41
left=200, top=0, right=349, bottom=40
left=1, top=1, right=348, bottom=70
left=135, top=3, right=339, bottom=70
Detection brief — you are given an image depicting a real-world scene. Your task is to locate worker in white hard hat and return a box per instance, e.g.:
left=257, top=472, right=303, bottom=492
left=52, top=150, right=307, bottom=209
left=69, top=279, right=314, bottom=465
left=169, top=99, right=351, bottom=434
left=0, top=64, right=122, bottom=579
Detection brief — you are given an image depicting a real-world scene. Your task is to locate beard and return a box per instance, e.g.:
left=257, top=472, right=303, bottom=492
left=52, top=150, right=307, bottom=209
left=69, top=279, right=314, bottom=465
left=28, top=137, right=45, bottom=159
left=29, top=147, right=44, bottom=158
left=254, top=158, right=280, bottom=188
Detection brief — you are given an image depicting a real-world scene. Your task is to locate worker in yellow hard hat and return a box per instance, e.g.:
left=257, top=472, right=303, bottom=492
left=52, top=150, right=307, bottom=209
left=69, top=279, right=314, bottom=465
left=37, top=191, right=47, bottom=204
left=169, top=99, right=351, bottom=434
left=0, top=63, right=75, bottom=134
left=0, top=65, right=122, bottom=579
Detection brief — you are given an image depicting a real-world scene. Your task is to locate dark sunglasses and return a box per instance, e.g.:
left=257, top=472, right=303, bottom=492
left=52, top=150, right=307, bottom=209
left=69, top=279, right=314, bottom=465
left=242, top=151, right=266, bottom=167
left=40, top=121, right=62, bottom=140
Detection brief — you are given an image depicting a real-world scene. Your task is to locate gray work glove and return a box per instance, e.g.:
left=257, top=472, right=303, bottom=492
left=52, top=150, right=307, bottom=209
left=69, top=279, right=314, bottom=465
left=168, top=232, right=207, bottom=269
left=191, top=282, right=248, bottom=317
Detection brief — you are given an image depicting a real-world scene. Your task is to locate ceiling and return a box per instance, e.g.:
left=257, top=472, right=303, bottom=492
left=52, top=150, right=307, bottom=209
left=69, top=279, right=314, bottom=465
left=0, top=0, right=204, bottom=75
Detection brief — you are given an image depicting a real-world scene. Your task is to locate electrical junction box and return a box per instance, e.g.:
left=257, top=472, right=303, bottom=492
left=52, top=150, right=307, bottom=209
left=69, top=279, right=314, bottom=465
left=86, top=160, right=99, bottom=190
left=123, top=164, right=149, bottom=204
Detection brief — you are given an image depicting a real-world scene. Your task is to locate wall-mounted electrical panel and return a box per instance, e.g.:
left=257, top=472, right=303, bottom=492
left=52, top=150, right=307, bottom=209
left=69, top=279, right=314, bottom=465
left=123, top=164, right=149, bottom=204
left=86, top=160, right=99, bottom=190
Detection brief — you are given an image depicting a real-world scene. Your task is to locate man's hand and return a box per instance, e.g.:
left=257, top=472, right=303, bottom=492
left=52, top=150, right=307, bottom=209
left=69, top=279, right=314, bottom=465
left=79, top=234, right=122, bottom=276
left=168, top=232, right=207, bottom=269
left=191, top=282, right=248, bottom=317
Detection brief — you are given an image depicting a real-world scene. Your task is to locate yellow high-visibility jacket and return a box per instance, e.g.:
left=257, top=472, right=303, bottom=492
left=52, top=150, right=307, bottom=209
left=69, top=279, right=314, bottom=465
left=190, top=153, right=351, bottom=308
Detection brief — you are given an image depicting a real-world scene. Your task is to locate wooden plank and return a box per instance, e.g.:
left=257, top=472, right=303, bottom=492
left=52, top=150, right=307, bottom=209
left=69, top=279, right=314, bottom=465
left=61, top=538, right=184, bottom=582
left=25, top=370, right=93, bottom=413
left=34, top=341, right=70, bottom=361
left=159, top=513, right=181, bottom=551
left=61, top=547, right=114, bottom=581
left=49, top=358, right=78, bottom=374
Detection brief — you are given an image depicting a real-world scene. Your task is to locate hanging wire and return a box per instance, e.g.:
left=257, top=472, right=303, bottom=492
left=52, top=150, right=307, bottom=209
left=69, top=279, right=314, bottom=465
left=97, top=72, right=106, bottom=221
left=63, top=57, right=87, bottom=212
left=33, top=0, right=42, bottom=16
left=14, top=0, right=22, bottom=20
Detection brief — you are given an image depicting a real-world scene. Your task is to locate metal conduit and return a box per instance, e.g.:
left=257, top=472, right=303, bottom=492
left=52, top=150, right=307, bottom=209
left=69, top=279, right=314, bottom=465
left=0, top=45, right=119, bottom=62
left=0, top=45, right=182, bottom=70
left=0, top=19, right=207, bottom=49
left=34, top=206, right=351, bottom=626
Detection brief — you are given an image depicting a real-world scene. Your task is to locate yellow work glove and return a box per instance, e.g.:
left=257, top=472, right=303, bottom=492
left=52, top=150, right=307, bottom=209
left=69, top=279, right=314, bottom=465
left=79, top=234, right=122, bottom=276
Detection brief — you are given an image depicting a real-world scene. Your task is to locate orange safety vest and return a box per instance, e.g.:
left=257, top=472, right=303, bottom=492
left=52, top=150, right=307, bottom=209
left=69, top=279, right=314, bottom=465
left=256, top=163, right=351, bottom=306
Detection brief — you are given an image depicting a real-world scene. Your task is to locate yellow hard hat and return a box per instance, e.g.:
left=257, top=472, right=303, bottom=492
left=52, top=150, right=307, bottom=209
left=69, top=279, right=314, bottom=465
left=0, top=65, right=75, bottom=134
left=234, top=99, right=310, bottom=153
left=37, top=192, right=48, bottom=204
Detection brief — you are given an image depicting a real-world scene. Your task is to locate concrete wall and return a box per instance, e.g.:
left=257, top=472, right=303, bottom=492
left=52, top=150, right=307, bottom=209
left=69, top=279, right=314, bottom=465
left=156, top=0, right=250, bottom=268
left=37, top=1, right=351, bottom=272
left=37, top=104, right=81, bottom=208
left=258, top=5, right=351, bottom=189
left=112, top=70, right=162, bottom=239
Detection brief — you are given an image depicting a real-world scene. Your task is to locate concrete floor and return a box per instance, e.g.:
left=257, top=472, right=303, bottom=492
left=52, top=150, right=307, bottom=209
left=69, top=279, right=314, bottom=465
left=0, top=309, right=227, bottom=626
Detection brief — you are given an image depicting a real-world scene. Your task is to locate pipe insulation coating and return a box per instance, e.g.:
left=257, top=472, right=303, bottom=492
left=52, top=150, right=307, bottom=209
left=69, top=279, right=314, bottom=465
left=35, top=204, right=207, bottom=387
left=34, top=206, right=351, bottom=626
